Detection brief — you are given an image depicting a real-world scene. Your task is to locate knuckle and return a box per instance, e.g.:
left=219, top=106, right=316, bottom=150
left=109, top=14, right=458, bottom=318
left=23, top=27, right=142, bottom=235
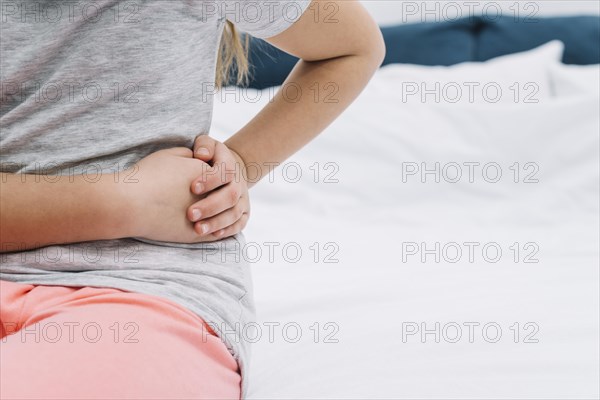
left=197, top=203, right=210, bottom=217
left=203, top=205, right=215, bottom=217
left=226, top=225, right=237, bottom=236
left=234, top=204, right=244, bottom=219
left=236, top=218, right=245, bottom=230
left=228, top=187, right=240, bottom=203
left=230, top=207, right=241, bottom=221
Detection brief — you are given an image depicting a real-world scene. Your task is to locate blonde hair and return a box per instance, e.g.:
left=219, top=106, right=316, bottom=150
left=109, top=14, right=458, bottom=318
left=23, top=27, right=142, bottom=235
left=215, top=21, right=250, bottom=88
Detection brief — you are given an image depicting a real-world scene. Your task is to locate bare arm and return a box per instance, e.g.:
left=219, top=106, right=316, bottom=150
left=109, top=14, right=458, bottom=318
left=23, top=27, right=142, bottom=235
left=1, top=147, right=231, bottom=253
left=224, top=0, right=385, bottom=187
left=0, top=172, right=130, bottom=252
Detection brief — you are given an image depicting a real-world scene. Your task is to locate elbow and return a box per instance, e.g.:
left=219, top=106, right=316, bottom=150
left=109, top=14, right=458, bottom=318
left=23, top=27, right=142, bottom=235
left=371, top=28, right=386, bottom=69
left=359, top=25, right=386, bottom=73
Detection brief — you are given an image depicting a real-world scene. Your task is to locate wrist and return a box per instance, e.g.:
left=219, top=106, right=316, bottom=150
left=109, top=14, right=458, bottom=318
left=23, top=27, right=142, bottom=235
left=89, top=173, right=139, bottom=240
left=227, top=147, right=250, bottom=186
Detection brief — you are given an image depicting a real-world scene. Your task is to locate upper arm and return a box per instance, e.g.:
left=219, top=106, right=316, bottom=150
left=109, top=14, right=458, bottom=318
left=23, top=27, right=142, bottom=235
left=263, top=0, right=385, bottom=63
left=221, top=0, right=384, bottom=63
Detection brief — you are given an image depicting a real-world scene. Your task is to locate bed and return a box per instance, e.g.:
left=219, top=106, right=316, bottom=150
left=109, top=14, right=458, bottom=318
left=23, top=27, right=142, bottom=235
left=210, top=8, right=600, bottom=399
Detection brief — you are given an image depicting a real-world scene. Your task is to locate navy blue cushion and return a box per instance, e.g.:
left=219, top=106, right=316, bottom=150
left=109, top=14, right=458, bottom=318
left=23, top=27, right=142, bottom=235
left=381, top=18, right=477, bottom=66
left=477, top=15, right=600, bottom=64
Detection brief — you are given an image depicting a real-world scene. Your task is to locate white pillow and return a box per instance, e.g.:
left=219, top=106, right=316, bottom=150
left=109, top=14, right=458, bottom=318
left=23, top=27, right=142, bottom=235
left=370, top=40, right=564, bottom=105
left=549, top=63, right=600, bottom=97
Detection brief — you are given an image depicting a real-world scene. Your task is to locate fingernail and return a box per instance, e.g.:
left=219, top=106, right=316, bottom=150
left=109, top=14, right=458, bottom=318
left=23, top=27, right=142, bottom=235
left=192, top=209, right=201, bottom=221
left=196, top=147, right=210, bottom=157
left=194, top=182, right=203, bottom=194
left=216, top=229, right=224, bottom=237
left=201, top=224, right=210, bottom=235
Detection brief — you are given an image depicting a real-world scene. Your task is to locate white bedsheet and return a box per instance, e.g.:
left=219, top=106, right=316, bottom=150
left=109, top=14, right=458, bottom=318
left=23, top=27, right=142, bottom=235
left=211, top=63, right=600, bottom=398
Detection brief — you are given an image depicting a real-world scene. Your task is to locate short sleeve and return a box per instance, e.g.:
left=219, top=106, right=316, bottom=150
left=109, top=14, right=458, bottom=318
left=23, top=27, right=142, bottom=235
left=218, top=0, right=312, bottom=39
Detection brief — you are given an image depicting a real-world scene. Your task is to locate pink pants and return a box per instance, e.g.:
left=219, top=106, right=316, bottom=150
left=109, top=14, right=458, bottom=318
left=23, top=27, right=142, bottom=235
left=0, top=280, right=241, bottom=400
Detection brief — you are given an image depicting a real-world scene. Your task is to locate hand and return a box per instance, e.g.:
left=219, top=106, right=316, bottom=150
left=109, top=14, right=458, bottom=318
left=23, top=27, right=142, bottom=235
left=120, top=147, right=233, bottom=243
left=188, top=135, right=250, bottom=239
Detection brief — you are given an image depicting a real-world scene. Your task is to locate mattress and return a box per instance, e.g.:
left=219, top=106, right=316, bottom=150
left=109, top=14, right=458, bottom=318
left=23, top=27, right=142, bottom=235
left=210, top=47, right=600, bottom=398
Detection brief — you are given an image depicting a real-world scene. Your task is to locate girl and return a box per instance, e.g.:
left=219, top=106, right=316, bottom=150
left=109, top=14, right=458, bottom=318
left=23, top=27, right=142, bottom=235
left=0, top=0, right=384, bottom=398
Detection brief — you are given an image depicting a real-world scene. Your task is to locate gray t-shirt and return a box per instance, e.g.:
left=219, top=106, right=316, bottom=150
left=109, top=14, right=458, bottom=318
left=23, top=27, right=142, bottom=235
left=0, top=0, right=310, bottom=395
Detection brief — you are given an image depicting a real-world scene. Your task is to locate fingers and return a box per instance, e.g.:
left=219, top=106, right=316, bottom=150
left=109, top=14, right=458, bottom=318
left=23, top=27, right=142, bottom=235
left=191, top=213, right=249, bottom=241
left=187, top=182, right=242, bottom=222
left=190, top=142, right=241, bottom=195
left=193, top=135, right=217, bottom=162
left=193, top=196, right=249, bottom=236
left=214, top=212, right=249, bottom=239
left=188, top=138, right=250, bottom=240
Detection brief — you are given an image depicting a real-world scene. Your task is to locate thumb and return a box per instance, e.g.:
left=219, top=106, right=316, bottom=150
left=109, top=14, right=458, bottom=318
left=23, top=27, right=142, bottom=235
left=193, top=134, right=217, bottom=162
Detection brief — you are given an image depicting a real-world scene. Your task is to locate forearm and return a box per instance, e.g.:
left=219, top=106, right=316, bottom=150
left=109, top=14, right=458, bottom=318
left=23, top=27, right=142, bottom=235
left=225, top=53, right=380, bottom=188
left=0, top=172, right=131, bottom=252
